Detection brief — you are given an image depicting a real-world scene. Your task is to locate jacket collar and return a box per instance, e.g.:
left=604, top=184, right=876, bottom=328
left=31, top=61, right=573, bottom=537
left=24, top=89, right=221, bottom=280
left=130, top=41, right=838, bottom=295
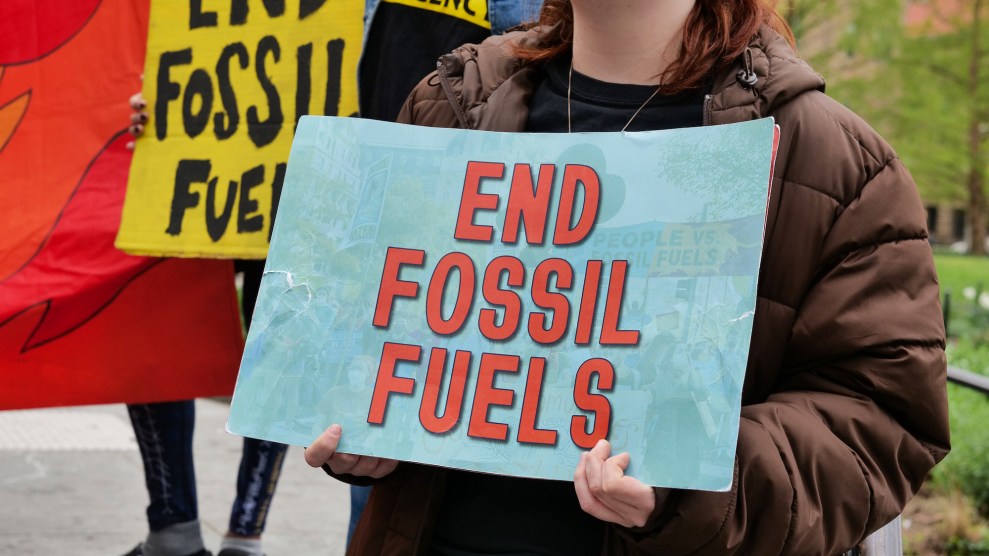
left=707, top=26, right=826, bottom=126
left=436, top=29, right=541, bottom=131
left=436, top=24, right=826, bottom=130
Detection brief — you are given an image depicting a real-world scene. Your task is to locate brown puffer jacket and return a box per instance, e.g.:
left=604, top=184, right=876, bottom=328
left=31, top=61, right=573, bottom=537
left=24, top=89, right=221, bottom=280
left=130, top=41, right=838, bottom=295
left=342, top=25, right=950, bottom=556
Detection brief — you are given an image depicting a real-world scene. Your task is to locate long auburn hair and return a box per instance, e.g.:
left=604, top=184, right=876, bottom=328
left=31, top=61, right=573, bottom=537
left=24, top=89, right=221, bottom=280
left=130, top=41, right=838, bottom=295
left=515, top=0, right=796, bottom=94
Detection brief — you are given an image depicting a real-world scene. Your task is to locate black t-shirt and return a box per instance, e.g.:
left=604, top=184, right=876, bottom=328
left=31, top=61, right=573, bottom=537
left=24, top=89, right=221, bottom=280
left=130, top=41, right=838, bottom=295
left=527, top=56, right=705, bottom=133
left=428, top=57, right=705, bottom=556
left=359, top=2, right=492, bottom=122
left=430, top=471, right=604, bottom=556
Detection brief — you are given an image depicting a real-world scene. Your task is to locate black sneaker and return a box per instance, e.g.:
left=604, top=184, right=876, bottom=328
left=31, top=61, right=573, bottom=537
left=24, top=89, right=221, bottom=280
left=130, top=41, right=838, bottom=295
left=121, top=542, right=213, bottom=556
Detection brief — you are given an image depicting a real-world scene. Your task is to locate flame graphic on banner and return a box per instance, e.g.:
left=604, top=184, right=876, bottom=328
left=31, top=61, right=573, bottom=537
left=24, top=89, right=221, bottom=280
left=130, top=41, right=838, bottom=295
left=0, top=0, right=155, bottom=352
left=0, top=82, right=29, bottom=152
left=0, top=132, right=160, bottom=351
left=0, top=0, right=102, bottom=66
left=0, top=0, right=244, bottom=409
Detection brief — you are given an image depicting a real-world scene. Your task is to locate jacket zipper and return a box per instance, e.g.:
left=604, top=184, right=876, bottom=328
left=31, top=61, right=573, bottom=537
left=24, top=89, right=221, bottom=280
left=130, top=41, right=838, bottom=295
left=436, top=59, right=471, bottom=129
left=703, top=93, right=712, bottom=126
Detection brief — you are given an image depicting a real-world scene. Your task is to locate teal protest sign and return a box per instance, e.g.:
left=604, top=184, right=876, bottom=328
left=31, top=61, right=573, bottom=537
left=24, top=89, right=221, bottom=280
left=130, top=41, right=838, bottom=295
left=227, top=116, right=777, bottom=491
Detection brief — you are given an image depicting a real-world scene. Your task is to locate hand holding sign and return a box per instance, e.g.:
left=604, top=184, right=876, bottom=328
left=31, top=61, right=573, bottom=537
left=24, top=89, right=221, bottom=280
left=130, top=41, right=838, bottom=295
left=574, top=439, right=667, bottom=528
left=305, top=424, right=399, bottom=479
left=127, top=91, right=147, bottom=151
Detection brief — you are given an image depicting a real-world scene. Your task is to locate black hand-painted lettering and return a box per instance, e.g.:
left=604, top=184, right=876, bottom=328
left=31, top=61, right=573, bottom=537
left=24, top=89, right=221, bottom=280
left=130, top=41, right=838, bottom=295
left=269, top=162, right=287, bottom=241
left=206, top=177, right=236, bottom=241
left=262, top=0, right=286, bottom=17
left=238, top=164, right=265, bottom=233
left=246, top=36, right=283, bottom=147
left=167, top=159, right=211, bottom=235
left=156, top=49, right=193, bottom=140
left=295, top=43, right=313, bottom=126
left=182, top=68, right=214, bottom=138
left=214, top=42, right=249, bottom=140
left=324, top=39, right=344, bottom=116
left=300, top=0, right=328, bottom=19
left=230, top=0, right=248, bottom=24
left=189, top=0, right=218, bottom=28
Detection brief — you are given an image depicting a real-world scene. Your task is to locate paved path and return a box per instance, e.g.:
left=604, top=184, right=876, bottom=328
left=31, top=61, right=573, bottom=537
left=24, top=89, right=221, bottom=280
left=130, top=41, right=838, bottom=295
left=0, top=399, right=350, bottom=556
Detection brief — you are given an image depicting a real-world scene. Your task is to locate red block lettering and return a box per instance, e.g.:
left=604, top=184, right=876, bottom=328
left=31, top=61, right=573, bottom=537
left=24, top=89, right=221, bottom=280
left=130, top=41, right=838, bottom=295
left=467, top=353, right=520, bottom=441
left=478, top=256, right=525, bottom=341
left=528, top=258, right=573, bottom=344
left=574, top=260, right=604, bottom=345
left=570, top=358, right=614, bottom=449
left=419, top=348, right=472, bottom=434
left=454, top=161, right=504, bottom=242
left=426, top=252, right=476, bottom=335
left=600, top=261, right=640, bottom=345
left=372, top=247, right=424, bottom=328
left=367, top=342, right=421, bottom=425
left=553, top=164, right=600, bottom=245
left=518, top=357, right=557, bottom=445
left=502, top=163, right=554, bottom=244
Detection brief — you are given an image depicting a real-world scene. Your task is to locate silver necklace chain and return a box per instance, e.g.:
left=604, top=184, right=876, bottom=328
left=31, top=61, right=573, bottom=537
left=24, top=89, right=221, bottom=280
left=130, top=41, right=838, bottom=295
left=567, top=60, right=664, bottom=133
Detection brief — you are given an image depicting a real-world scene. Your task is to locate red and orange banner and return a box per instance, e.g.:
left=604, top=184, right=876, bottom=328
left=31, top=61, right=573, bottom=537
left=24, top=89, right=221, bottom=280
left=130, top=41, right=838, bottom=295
left=0, top=0, right=244, bottom=409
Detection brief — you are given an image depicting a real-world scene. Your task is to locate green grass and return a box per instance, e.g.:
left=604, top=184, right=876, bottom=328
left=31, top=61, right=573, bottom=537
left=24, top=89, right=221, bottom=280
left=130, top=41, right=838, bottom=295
left=935, top=251, right=989, bottom=299
left=931, top=252, right=989, bottom=531
left=938, top=339, right=989, bottom=517
left=934, top=252, right=989, bottom=344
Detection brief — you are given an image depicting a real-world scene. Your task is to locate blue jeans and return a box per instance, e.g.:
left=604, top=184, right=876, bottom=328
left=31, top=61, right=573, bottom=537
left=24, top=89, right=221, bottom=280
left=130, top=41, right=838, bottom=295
left=348, top=485, right=371, bottom=544
left=129, top=260, right=289, bottom=536
left=229, top=437, right=289, bottom=536
left=127, top=401, right=289, bottom=535
left=127, top=401, right=199, bottom=531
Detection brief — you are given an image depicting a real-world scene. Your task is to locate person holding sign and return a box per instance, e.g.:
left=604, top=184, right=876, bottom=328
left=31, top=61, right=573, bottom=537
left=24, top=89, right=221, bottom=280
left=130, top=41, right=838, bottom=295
left=123, top=1, right=542, bottom=552
left=304, top=0, right=951, bottom=554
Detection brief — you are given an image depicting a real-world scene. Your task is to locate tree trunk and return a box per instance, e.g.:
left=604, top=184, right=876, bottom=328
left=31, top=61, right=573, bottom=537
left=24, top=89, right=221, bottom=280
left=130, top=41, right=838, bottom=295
left=967, top=0, right=987, bottom=255
left=967, top=162, right=986, bottom=256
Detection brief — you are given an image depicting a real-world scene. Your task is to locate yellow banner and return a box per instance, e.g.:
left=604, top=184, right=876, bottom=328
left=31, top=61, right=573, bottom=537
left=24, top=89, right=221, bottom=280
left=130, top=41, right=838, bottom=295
left=117, top=0, right=363, bottom=259
left=382, top=0, right=490, bottom=29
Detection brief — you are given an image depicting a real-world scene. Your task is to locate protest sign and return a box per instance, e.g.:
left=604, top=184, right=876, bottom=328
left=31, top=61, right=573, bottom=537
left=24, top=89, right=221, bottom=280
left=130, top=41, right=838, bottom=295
left=0, top=0, right=244, bottom=410
left=228, top=116, right=778, bottom=490
left=116, top=0, right=363, bottom=259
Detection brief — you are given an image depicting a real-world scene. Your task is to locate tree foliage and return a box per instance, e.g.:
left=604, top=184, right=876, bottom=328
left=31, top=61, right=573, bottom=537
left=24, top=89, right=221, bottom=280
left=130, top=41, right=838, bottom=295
left=787, top=0, right=989, bottom=253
